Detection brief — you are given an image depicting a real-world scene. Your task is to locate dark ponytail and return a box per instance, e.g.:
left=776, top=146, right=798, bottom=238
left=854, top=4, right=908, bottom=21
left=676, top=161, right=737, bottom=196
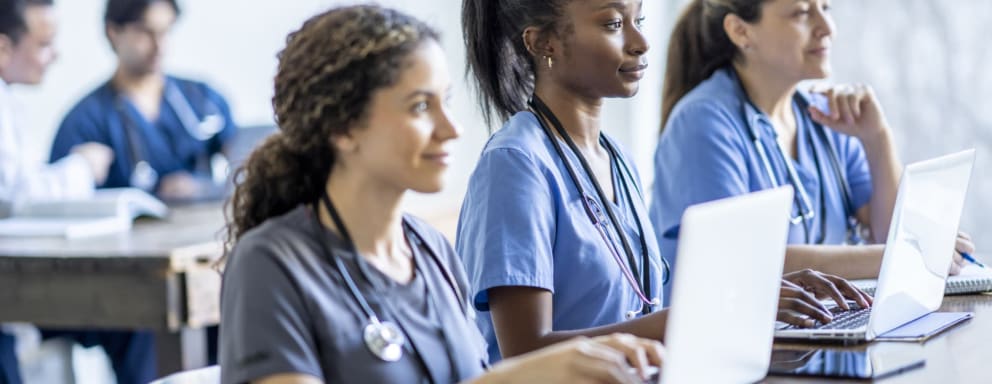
left=661, top=0, right=766, bottom=130
left=463, top=0, right=568, bottom=126
left=223, top=5, right=439, bottom=256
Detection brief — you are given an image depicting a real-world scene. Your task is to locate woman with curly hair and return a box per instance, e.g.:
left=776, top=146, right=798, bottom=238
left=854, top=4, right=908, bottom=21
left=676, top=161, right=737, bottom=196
left=218, top=5, right=662, bottom=384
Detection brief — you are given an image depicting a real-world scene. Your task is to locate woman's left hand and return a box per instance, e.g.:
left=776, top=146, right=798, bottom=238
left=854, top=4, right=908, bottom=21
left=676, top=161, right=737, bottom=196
left=783, top=269, right=873, bottom=311
left=808, top=83, right=891, bottom=142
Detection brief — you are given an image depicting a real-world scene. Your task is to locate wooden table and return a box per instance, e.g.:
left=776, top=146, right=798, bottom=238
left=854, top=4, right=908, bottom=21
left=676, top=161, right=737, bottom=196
left=0, top=203, right=225, bottom=376
left=763, top=293, right=992, bottom=383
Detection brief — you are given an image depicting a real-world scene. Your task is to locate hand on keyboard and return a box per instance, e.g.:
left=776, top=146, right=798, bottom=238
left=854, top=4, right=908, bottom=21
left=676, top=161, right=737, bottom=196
left=777, top=269, right=874, bottom=328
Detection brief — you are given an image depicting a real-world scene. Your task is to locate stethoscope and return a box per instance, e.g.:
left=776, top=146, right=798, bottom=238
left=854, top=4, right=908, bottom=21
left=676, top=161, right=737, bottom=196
left=115, top=79, right=225, bottom=191
left=736, top=76, right=861, bottom=245
left=314, top=191, right=488, bottom=381
left=529, top=95, right=669, bottom=319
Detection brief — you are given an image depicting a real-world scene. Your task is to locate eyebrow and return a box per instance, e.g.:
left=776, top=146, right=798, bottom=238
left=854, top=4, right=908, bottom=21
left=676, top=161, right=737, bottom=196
left=403, top=86, right=453, bottom=101
left=597, top=0, right=642, bottom=11
left=598, top=1, right=626, bottom=11
left=405, top=90, right=433, bottom=100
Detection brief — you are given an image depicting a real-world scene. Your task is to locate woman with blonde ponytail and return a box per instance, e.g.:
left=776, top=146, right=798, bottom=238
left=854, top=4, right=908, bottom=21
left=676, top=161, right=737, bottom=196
left=651, top=0, right=974, bottom=291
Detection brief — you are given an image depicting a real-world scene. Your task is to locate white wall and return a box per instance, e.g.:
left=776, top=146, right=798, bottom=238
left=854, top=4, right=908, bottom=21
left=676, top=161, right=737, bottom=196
left=9, top=0, right=667, bottom=214
left=828, top=0, right=992, bottom=248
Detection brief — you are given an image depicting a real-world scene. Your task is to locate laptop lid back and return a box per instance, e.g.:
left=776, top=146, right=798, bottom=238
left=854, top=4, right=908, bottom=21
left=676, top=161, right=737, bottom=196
left=661, top=187, right=794, bottom=384
left=868, top=149, right=976, bottom=339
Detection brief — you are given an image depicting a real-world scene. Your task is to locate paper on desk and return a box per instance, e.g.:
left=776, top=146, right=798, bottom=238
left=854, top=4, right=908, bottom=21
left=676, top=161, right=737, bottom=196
left=0, top=216, right=130, bottom=239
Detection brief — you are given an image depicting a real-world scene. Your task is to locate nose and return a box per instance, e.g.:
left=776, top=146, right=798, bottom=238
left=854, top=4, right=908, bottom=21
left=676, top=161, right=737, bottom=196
left=434, top=104, right=461, bottom=142
left=812, top=4, right=835, bottom=39
left=626, top=22, right=650, bottom=57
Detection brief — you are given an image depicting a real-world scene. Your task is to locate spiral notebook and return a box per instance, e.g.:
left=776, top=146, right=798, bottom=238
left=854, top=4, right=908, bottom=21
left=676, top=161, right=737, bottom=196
left=853, top=264, right=992, bottom=296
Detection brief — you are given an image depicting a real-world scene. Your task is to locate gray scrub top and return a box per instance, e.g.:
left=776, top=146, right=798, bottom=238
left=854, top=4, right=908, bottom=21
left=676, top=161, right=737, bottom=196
left=219, top=206, right=489, bottom=383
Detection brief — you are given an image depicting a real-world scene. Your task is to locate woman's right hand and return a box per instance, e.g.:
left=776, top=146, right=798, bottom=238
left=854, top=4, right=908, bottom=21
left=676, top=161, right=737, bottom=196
left=482, top=334, right=664, bottom=384
left=71, top=142, right=113, bottom=185
left=949, top=231, right=976, bottom=276
left=777, top=269, right=873, bottom=328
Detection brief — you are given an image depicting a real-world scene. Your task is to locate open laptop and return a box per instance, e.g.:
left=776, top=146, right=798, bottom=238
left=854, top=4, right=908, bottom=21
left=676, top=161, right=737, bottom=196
left=775, top=149, right=976, bottom=342
left=659, top=187, right=794, bottom=383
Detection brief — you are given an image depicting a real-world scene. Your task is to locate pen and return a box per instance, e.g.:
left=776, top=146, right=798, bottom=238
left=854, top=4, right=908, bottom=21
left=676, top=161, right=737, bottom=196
left=961, top=252, right=986, bottom=268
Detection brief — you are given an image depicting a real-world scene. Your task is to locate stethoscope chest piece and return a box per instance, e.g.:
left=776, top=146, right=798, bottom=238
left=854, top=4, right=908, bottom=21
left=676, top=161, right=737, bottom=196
left=364, top=319, right=405, bottom=362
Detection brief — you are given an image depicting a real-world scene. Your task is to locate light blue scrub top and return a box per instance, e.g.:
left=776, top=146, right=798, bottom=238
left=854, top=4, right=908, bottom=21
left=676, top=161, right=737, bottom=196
left=456, top=112, right=664, bottom=362
left=650, top=67, right=873, bottom=299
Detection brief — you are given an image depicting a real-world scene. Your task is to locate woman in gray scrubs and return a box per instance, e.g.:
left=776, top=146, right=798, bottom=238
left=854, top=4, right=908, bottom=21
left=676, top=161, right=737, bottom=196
left=218, top=5, right=663, bottom=384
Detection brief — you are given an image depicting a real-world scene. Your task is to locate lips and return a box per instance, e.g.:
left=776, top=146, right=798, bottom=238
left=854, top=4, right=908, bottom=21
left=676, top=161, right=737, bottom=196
left=619, top=63, right=648, bottom=73
left=807, top=47, right=830, bottom=56
left=422, top=152, right=449, bottom=165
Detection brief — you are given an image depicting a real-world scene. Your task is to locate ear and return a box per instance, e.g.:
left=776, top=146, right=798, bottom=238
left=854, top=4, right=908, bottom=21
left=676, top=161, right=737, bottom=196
left=522, top=26, right=556, bottom=60
left=0, top=34, right=14, bottom=62
left=105, top=24, right=120, bottom=52
left=332, top=133, right=358, bottom=154
left=0, top=35, right=13, bottom=65
left=723, top=13, right=753, bottom=52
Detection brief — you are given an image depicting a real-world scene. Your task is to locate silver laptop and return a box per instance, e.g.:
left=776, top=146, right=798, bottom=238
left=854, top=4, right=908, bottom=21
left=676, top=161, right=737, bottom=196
left=775, top=149, right=976, bottom=342
left=660, top=187, right=794, bottom=383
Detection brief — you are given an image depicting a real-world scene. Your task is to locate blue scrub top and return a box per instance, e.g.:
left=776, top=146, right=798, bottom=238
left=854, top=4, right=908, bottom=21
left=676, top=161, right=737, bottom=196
left=49, top=75, right=237, bottom=190
left=650, top=67, right=873, bottom=298
left=456, top=111, right=664, bottom=362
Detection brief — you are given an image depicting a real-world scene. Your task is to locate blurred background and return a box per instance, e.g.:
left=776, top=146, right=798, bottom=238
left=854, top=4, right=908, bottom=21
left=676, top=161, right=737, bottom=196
left=11, top=0, right=989, bottom=252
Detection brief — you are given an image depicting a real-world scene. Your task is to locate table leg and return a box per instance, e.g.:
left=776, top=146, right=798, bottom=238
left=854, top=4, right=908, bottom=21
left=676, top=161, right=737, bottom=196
left=155, top=327, right=207, bottom=375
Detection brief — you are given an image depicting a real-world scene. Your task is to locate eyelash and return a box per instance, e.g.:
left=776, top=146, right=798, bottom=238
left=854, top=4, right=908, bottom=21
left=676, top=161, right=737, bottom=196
left=796, top=3, right=831, bottom=17
left=605, top=16, right=646, bottom=31
left=411, top=101, right=429, bottom=114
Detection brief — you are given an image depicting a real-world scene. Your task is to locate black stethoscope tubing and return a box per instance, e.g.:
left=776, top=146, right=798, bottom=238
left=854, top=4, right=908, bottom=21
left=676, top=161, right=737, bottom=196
left=529, top=95, right=668, bottom=317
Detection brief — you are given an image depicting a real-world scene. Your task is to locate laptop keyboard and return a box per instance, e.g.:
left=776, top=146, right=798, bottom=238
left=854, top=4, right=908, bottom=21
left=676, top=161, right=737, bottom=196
left=812, top=307, right=872, bottom=330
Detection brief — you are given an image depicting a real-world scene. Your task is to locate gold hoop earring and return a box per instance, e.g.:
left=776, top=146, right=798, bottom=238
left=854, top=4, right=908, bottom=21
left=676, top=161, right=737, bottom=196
left=545, top=55, right=553, bottom=70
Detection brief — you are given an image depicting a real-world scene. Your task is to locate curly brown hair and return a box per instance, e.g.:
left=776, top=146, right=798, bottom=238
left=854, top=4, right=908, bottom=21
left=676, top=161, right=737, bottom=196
left=223, top=5, right=440, bottom=254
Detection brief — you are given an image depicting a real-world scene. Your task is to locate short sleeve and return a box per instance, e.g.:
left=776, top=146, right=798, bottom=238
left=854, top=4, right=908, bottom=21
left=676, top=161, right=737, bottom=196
left=840, top=135, right=872, bottom=211
left=455, top=147, right=556, bottom=311
left=655, top=101, right=751, bottom=237
left=220, top=238, right=323, bottom=383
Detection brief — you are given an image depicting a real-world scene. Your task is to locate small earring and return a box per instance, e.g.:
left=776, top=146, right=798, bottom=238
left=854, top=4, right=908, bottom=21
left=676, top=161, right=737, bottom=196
left=545, top=55, right=553, bottom=70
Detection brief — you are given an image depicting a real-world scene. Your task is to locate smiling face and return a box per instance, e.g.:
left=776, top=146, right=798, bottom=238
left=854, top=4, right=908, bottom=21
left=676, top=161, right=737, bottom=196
left=548, top=0, right=649, bottom=99
left=334, top=40, right=459, bottom=194
left=737, top=0, right=835, bottom=81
